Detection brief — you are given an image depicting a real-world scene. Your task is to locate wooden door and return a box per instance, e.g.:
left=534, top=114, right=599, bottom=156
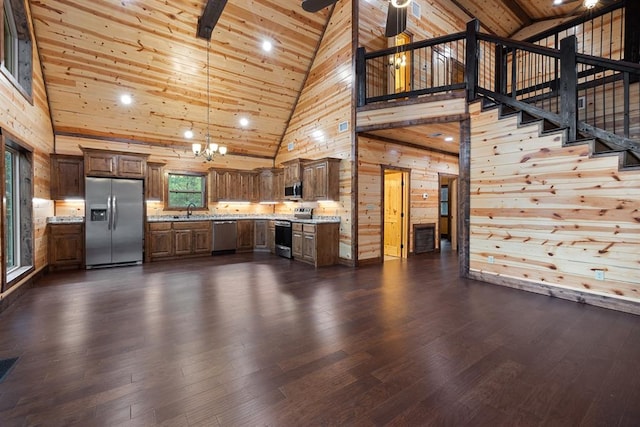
left=384, top=171, right=403, bottom=257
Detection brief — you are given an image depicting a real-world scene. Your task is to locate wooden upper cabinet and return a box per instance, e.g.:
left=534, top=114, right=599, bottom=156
left=50, top=154, right=84, bottom=200
left=258, top=168, right=284, bottom=202
left=210, top=168, right=258, bottom=202
left=303, top=158, right=341, bottom=201
left=282, top=158, right=307, bottom=186
left=146, top=162, right=165, bottom=201
left=82, top=148, right=148, bottom=178
left=273, top=169, right=284, bottom=202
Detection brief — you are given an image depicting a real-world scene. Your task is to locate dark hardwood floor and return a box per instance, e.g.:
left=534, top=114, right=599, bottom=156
left=0, top=251, right=639, bottom=426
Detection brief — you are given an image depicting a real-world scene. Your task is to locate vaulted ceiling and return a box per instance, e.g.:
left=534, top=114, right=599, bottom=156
left=29, top=0, right=617, bottom=160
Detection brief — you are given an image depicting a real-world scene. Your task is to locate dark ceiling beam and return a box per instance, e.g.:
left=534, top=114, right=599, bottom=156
left=197, top=0, right=228, bottom=40
left=447, top=0, right=497, bottom=36
left=508, top=1, right=534, bottom=27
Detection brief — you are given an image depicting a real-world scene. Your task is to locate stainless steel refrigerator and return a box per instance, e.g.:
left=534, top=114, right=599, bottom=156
left=85, top=177, right=144, bottom=268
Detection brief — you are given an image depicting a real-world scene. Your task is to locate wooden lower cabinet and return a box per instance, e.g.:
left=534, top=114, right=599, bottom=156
left=254, top=220, right=268, bottom=251
left=292, top=223, right=303, bottom=259
left=292, top=222, right=339, bottom=267
left=49, top=223, right=84, bottom=271
left=147, top=221, right=211, bottom=261
left=236, top=220, right=255, bottom=253
left=267, top=220, right=275, bottom=253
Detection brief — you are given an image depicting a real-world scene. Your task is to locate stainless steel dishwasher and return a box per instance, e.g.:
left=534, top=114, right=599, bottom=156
left=212, top=220, right=237, bottom=254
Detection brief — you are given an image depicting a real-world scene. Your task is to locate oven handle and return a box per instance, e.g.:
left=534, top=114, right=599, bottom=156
left=274, top=220, right=292, bottom=227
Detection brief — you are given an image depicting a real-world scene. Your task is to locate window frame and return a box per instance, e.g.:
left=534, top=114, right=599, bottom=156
left=164, top=171, right=208, bottom=211
left=0, top=0, right=33, bottom=101
left=2, top=130, right=34, bottom=291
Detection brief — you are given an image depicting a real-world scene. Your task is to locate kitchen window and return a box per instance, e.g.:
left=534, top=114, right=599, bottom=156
left=165, top=172, right=207, bottom=210
left=4, top=137, right=33, bottom=289
left=1, top=0, right=33, bottom=98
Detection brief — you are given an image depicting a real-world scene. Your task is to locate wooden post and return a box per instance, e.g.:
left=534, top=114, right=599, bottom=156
left=494, top=44, right=506, bottom=95
left=356, top=47, right=366, bottom=107
left=624, top=0, right=640, bottom=64
left=560, top=35, right=578, bottom=142
left=465, top=20, right=480, bottom=101
left=458, top=117, right=471, bottom=278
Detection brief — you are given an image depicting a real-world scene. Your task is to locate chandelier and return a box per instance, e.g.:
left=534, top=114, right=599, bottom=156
left=193, top=39, right=226, bottom=161
left=583, top=0, right=598, bottom=8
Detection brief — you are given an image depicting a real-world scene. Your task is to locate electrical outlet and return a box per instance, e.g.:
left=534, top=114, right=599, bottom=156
left=594, top=270, right=605, bottom=281
left=488, top=256, right=495, bottom=264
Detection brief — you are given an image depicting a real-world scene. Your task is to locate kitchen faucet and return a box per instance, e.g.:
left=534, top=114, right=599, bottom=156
left=186, top=202, right=196, bottom=218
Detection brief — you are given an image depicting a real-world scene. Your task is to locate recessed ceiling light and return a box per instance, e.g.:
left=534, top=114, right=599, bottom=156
left=553, top=0, right=563, bottom=5
left=239, top=117, right=249, bottom=127
left=445, top=136, right=454, bottom=142
left=120, top=94, right=132, bottom=105
left=262, top=40, right=273, bottom=52
left=184, top=130, right=194, bottom=139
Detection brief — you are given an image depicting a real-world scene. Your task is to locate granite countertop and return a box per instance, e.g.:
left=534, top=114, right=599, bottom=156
left=47, top=215, right=340, bottom=224
left=47, top=216, right=84, bottom=224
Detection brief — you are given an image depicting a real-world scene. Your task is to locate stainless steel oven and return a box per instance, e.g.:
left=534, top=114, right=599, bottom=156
left=274, top=220, right=292, bottom=259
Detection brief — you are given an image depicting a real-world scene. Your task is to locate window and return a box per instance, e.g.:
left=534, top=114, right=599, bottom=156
left=166, top=172, right=207, bottom=209
left=1, top=0, right=32, bottom=97
left=4, top=137, right=33, bottom=288
left=440, top=185, right=449, bottom=216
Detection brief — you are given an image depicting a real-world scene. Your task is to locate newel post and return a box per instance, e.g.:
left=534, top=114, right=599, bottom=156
left=356, top=47, right=366, bottom=107
left=560, top=35, right=578, bottom=141
left=465, top=19, right=480, bottom=101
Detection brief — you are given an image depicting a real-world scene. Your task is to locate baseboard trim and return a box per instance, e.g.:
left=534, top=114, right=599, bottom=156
left=469, top=270, right=640, bottom=316
left=356, top=257, right=382, bottom=266
left=337, top=257, right=356, bottom=267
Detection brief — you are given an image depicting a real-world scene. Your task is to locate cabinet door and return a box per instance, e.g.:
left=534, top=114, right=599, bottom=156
left=292, top=230, right=303, bottom=259
left=226, top=170, right=241, bottom=201
left=193, top=228, right=212, bottom=254
left=236, top=220, right=254, bottom=252
left=149, top=229, right=173, bottom=258
left=268, top=221, right=275, bottom=253
left=303, top=165, right=315, bottom=201
left=174, top=229, right=193, bottom=255
left=303, top=231, right=316, bottom=262
left=238, top=172, right=256, bottom=201
left=146, top=162, right=164, bottom=201
left=273, top=169, right=284, bottom=202
left=50, top=155, right=84, bottom=200
left=85, top=152, right=116, bottom=177
left=117, top=155, right=146, bottom=178
left=254, top=220, right=268, bottom=249
left=259, top=170, right=273, bottom=202
left=49, top=224, right=84, bottom=270
left=313, top=162, right=328, bottom=200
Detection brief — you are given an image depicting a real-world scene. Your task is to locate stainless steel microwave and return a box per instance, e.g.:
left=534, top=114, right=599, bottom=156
left=285, top=182, right=303, bottom=199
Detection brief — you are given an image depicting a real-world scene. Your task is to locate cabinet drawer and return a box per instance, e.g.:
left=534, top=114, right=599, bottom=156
left=303, top=224, right=316, bottom=233
left=173, top=221, right=210, bottom=230
left=292, top=223, right=303, bottom=231
left=149, top=222, right=172, bottom=231
left=50, top=224, right=83, bottom=235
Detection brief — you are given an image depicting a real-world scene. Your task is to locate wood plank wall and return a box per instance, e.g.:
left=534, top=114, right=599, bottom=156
left=358, top=135, right=459, bottom=260
left=0, top=3, right=55, bottom=296
left=274, top=0, right=354, bottom=261
left=469, top=102, right=640, bottom=304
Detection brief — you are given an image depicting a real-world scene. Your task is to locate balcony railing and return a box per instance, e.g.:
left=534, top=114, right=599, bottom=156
left=356, top=11, right=640, bottom=153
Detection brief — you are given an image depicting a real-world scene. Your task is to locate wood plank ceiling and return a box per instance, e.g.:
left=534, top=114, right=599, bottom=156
left=30, top=0, right=617, bottom=160
left=30, top=0, right=330, bottom=159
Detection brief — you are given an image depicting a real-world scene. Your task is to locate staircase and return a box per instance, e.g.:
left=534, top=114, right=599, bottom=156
left=481, top=98, right=640, bottom=172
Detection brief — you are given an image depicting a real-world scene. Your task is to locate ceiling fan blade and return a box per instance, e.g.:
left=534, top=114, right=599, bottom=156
left=385, top=2, right=408, bottom=38
left=301, top=0, right=338, bottom=13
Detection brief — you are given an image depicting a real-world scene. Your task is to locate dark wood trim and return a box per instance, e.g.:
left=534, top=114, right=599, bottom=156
left=356, top=113, right=469, bottom=133
left=458, top=116, right=471, bottom=279
left=355, top=256, right=382, bottom=266
left=55, top=131, right=274, bottom=160
left=359, top=132, right=459, bottom=157
left=624, top=0, right=640, bottom=63
left=465, top=20, right=480, bottom=101
left=0, top=267, right=44, bottom=314
left=337, top=256, right=356, bottom=267
left=357, top=91, right=466, bottom=113
left=560, top=36, right=578, bottom=141
left=0, top=130, right=6, bottom=293
left=469, top=270, right=640, bottom=316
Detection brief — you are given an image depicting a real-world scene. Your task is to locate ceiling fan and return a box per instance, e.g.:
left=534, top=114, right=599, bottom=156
left=552, top=0, right=619, bottom=17
left=302, top=0, right=412, bottom=37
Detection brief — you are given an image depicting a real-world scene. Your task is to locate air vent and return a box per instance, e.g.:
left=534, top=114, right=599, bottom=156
left=411, top=1, right=421, bottom=18
left=338, top=121, right=349, bottom=132
left=578, top=96, right=586, bottom=110
left=287, top=142, right=294, bottom=151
